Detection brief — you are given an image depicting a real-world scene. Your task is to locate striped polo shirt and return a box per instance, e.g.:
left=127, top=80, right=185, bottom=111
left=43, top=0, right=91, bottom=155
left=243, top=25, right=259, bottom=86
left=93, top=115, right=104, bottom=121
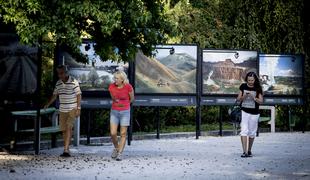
left=53, top=76, right=82, bottom=112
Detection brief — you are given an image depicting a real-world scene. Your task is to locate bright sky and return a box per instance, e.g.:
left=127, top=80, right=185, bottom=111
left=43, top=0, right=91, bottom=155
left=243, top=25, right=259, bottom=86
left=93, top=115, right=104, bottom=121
left=80, top=43, right=198, bottom=64
left=259, top=54, right=302, bottom=77
left=79, top=43, right=124, bottom=67
left=154, top=45, right=198, bottom=60
left=203, top=50, right=257, bottom=64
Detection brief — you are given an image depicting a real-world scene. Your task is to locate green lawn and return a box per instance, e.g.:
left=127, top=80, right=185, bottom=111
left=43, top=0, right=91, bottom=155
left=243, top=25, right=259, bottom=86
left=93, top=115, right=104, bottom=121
left=133, top=122, right=234, bottom=135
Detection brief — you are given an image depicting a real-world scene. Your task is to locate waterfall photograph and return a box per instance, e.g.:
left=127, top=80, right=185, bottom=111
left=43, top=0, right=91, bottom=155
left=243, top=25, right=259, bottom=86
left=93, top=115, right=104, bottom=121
left=259, top=54, right=303, bottom=95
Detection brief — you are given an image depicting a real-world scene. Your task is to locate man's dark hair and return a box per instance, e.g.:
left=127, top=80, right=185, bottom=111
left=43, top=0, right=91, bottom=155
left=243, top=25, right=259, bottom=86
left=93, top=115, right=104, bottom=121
left=56, top=65, right=68, bottom=72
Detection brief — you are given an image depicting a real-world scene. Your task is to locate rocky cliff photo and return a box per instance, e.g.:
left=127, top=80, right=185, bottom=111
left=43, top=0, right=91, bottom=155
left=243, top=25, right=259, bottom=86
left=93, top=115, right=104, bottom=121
left=202, top=51, right=257, bottom=94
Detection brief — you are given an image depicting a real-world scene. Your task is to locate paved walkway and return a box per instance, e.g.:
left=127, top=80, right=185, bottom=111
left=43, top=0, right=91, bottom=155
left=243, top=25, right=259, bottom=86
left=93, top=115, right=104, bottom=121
left=0, top=132, right=310, bottom=180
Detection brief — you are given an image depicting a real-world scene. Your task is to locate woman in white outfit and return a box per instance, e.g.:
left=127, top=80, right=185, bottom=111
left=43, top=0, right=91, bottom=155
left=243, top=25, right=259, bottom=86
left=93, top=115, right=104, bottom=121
left=237, top=72, right=263, bottom=158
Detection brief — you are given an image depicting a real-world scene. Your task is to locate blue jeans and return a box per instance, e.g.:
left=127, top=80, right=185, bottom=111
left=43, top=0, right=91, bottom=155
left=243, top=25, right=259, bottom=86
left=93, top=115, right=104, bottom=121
left=110, top=109, right=131, bottom=126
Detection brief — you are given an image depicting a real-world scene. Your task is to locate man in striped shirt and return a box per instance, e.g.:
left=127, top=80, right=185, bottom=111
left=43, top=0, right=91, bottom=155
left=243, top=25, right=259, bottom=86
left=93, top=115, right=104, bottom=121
left=45, top=65, right=82, bottom=157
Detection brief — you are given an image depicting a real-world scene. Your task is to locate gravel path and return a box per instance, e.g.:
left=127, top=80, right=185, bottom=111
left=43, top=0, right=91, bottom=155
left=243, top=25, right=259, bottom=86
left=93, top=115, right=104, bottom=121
left=0, top=132, right=310, bottom=180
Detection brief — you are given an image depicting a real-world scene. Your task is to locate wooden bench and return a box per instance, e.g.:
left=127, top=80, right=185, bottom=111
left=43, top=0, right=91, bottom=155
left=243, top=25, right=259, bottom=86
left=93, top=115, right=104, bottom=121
left=11, top=107, right=61, bottom=149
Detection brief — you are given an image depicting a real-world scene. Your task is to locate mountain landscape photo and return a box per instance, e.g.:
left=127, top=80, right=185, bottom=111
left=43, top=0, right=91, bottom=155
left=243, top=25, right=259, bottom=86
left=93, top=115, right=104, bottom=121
left=135, top=51, right=196, bottom=94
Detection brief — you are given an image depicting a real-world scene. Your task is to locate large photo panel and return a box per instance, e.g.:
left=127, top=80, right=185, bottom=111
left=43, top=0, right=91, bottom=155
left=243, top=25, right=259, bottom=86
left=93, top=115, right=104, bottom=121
left=0, top=33, right=38, bottom=97
left=259, top=54, right=303, bottom=96
left=59, top=41, right=128, bottom=92
left=202, top=49, right=258, bottom=95
left=135, top=45, right=198, bottom=94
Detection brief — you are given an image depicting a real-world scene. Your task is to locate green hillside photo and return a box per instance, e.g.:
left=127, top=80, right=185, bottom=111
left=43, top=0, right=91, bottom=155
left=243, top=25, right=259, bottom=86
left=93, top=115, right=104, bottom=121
left=135, top=46, right=197, bottom=94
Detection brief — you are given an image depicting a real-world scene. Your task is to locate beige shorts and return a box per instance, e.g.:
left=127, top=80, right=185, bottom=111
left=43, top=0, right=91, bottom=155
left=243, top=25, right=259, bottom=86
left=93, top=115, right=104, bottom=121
left=59, top=109, right=77, bottom=131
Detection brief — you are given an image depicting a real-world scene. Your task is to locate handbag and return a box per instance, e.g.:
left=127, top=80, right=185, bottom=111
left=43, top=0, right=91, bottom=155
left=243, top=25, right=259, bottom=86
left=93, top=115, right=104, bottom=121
left=228, top=101, right=242, bottom=124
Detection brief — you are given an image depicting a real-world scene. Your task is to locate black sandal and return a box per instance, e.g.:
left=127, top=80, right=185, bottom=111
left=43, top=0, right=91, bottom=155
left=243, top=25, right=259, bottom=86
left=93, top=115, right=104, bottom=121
left=247, top=151, right=252, bottom=157
left=60, top=151, right=71, bottom=157
left=241, top=152, right=249, bottom=158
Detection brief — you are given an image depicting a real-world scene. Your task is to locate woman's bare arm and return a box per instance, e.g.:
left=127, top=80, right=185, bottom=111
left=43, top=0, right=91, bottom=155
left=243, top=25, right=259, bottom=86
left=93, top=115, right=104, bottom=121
left=254, top=93, right=263, bottom=104
left=236, top=90, right=244, bottom=102
left=129, top=91, right=135, bottom=103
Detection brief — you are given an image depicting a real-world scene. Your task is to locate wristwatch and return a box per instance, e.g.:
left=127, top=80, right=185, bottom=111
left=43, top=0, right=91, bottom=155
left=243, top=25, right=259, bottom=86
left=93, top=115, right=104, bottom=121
left=77, top=107, right=81, bottom=110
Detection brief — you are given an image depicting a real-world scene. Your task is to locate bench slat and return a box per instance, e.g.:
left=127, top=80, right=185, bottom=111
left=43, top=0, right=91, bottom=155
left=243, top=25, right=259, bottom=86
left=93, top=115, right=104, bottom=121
left=18, top=126, right=61, bottom=134
left=11, top=107, right=57, bottom=116
left=259, top=117, right=271, bottom=122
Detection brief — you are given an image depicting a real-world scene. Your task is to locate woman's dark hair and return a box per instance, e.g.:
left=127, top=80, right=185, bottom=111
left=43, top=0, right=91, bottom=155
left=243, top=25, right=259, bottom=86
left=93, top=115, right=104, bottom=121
left=245, top=72, right=263, bottom=96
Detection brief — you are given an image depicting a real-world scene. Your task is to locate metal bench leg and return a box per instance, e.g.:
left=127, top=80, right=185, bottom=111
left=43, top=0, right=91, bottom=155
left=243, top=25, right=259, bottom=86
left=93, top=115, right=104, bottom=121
left=51, top=133, right=57, bottom=148
left=10, top=139, right=16, bottom=151
left=11, top=118, right=18, bottom=150
left=73, top=116, right=80, bottom=146
left=270, top=106, right=275, bottom=132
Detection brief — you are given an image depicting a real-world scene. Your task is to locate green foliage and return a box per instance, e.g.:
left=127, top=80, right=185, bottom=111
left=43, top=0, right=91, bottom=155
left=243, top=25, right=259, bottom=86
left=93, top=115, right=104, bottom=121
left=275, top=105, right=308, bottom=131
left=160, top=123, right=232, bottom=133
left=168, top=0, right=305, bottom=53
left=166, top=0, right=309, bottom=131
left=133, top=107, right=156, bottom=132
left=0, top=0, right=175, bottom=62
left=219, top=0, right=304, bottom=52
left=80, top=109, right=110, bottom=137
left=40, top=42, right=55, bottom=105
left=132, top=106, right=233, bottom=133
left=201, top=106, right=219, bottom=124
left=166, top=0, right=223, bottom=47
left=133, top=107, right=196, bottom=133
left=1, top=0, right=309, bottom=135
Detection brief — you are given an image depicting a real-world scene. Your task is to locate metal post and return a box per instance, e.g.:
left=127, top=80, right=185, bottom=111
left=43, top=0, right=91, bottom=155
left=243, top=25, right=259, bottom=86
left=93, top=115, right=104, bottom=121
left=34, top=114, right=41, bottom=154
left=288, top=105, right=292, bottom=132
left=302, top=89, right=307, bottom=133
left=54, top=40, right=60, bottom=85
left=302, top=103, right=307, bottom=133
left=34, top=38, right=43, bottom=155
left=195, top=104, right=201, bottom=139
left=270, top=106, right=276, bottom=132
left=127, top=106, right=133, bottom=145
left=128, top=61, right=135, bottom=145
left=196, top=47, right=202, bottom=139
left=87, top=110, right=91, bottom=144
left=219, top=106, right=223, bottom=136
left=156, top=107, right=160, bottom=139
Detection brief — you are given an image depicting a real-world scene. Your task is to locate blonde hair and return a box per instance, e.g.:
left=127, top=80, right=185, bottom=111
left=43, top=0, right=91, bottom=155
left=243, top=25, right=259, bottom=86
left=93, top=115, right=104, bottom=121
left=113, top=70, right=129, bottom=84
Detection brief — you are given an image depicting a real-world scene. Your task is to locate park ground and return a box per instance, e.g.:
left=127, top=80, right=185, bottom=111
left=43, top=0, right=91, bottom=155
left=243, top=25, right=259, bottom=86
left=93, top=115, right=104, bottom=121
left=0, top=132, right=310, bottom=180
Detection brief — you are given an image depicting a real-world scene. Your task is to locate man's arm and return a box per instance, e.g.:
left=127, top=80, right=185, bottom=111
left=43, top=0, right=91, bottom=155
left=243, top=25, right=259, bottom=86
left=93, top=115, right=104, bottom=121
left=76, top=94, right=82, bottom=117
left=77, top=94, right=81, bottom=107
left=44, top=94, right=57, bottom=108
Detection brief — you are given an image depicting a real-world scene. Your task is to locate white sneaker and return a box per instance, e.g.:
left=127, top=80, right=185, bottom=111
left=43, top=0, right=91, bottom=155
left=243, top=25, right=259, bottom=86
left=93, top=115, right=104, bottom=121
left=111, top=149, right=118, bottom=159
left=115, top=153, right=122, bottom=161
